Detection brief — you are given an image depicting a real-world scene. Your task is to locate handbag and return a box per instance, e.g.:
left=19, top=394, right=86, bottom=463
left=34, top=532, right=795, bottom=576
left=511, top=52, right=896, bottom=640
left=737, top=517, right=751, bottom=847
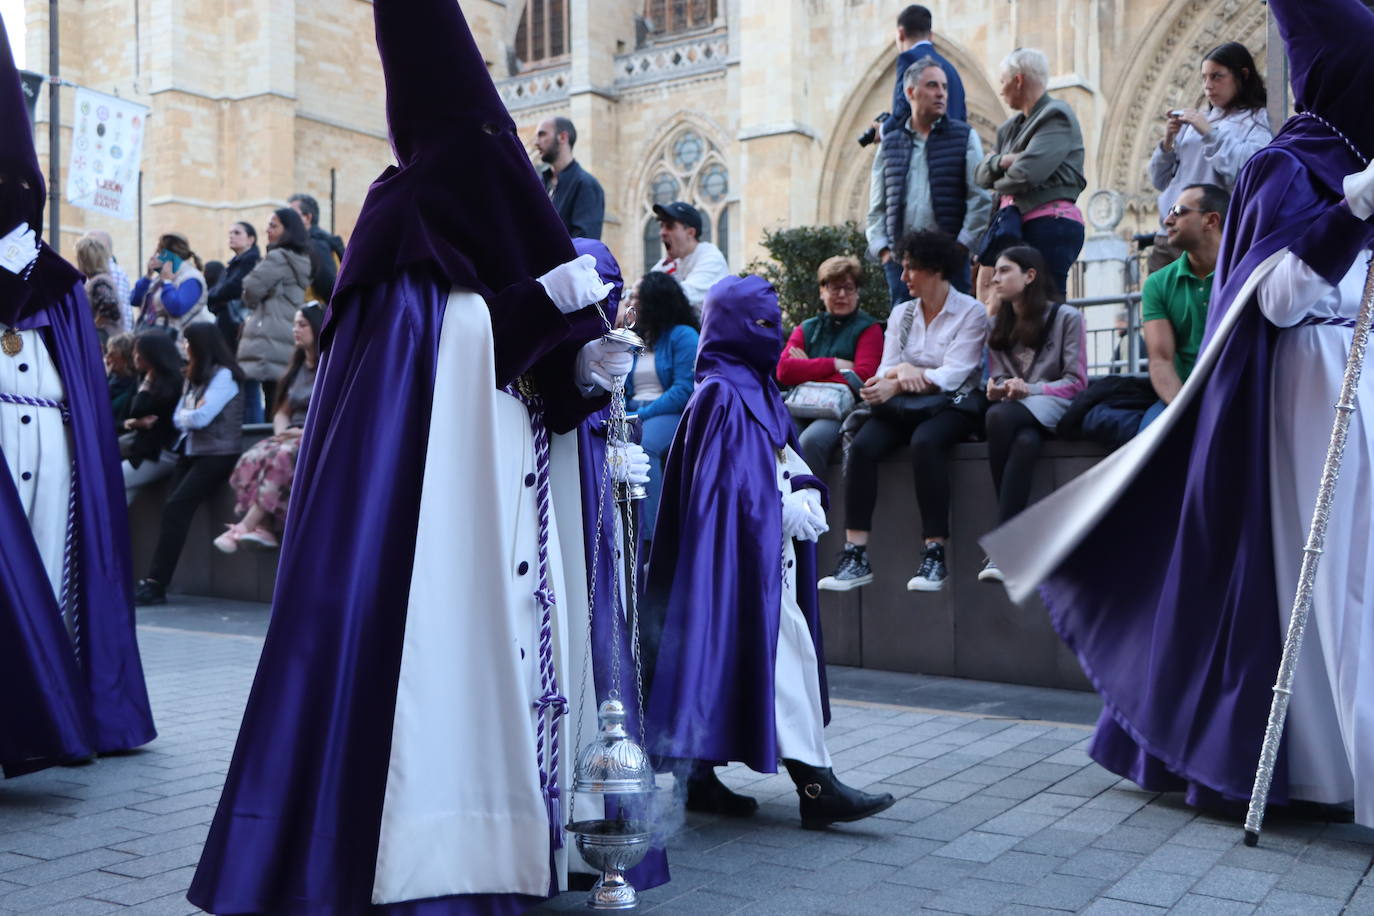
left=784, top=381, right=856, bottom=421
left=974, top=203, right=1023, bottom=265
left=869, top=301, right=986, bottom=424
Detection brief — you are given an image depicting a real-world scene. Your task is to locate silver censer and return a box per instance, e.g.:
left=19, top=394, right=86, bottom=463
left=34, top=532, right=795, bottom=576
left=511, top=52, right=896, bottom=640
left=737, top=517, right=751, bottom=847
left=567, top=699, right=655, bottom=909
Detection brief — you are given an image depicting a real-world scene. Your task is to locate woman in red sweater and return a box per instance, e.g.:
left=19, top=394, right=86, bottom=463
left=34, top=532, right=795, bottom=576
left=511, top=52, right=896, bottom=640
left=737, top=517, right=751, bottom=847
left=776, top=256, right=884, bottom=475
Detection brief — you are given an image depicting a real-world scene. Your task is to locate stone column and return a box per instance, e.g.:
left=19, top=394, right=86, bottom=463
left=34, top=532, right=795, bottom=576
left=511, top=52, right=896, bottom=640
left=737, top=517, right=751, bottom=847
left=736, top=0, right=819, bottom=267
left=567, top=0, right=631, bottom=252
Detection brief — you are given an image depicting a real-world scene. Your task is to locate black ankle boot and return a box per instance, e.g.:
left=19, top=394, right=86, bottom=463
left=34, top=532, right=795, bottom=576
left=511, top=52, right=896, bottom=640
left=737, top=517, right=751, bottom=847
left=684, top=763, right=758, bottom=817
left=782, top=759, right=895, bottom=830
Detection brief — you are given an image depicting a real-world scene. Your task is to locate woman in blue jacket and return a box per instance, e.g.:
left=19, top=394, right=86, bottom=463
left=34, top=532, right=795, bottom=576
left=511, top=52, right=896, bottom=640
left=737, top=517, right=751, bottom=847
left=626, top=270, right=700, bottom=537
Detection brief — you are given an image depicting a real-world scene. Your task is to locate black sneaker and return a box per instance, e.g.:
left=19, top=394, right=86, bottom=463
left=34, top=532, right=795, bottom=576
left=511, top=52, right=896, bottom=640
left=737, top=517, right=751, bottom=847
left=817, top=543, right=873, bottom=591
left=907, top=542, right=947, bottom=592
left=134, top=578, right=167, bottom=606
left=977, top=556, right=1004, bottom=583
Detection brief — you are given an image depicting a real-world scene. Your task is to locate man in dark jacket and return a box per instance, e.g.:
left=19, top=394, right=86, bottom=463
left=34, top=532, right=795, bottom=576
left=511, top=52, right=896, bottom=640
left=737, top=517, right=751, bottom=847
left=535, top=116, right=605, bottom=239
left=206, top=220, right=261, bottom=345
left=287, top=193, right=344, bottom=304
left=888, top=5, right=966, bottom=130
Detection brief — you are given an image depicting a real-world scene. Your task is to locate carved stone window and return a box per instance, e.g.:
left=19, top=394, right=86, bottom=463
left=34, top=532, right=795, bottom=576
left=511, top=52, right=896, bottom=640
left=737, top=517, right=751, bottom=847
left=639, top=126, right=730, bottom=273
left=643, top=0, right=719, bottom=37
left=514, top=0, right=570, bottom=68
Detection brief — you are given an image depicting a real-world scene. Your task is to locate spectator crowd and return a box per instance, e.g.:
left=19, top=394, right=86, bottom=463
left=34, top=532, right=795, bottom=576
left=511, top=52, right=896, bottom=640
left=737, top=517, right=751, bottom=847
left=80, top=5, right=1273, bottom=606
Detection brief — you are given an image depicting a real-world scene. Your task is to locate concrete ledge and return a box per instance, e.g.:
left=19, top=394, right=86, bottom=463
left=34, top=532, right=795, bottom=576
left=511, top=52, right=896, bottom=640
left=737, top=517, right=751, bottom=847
left=128, top=427, right=280, bottom=605
left=814, top=439, right=1105, bottom=692
left=129, top=429, right=1104, bottom=690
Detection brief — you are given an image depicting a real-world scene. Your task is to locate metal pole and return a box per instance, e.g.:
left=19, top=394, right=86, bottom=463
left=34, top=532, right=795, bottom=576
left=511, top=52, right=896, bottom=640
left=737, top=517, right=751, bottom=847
left=330, top=168, right=337, bottom=235
left=47, top=0, right=60, bottom=250
left=1265, top=6, right=1289, bottom=131
left=137, top=171, right=144, bottom=266
left=1244, top=255, right=1374, bottom=846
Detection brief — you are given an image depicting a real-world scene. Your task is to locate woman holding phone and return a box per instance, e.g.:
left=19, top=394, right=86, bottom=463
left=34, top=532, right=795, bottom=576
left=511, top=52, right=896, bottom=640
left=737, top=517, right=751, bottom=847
left=1147, top=41, right=1271, bottom=271
left=130, top=233, right=213, bottom=335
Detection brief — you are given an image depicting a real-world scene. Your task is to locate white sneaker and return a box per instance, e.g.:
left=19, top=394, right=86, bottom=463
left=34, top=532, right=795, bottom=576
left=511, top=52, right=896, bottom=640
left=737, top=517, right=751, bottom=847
left=906, top=542, right=947, bottom=592
left=977, top=557, right=1004, bottom=583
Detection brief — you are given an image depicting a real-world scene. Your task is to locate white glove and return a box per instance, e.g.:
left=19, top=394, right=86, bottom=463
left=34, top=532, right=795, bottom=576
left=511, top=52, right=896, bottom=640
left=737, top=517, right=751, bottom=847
left=0, top=223, right=39, bottom=276
left=577, top=337, right=635, bottom=391
left=1345, top=158, right=1374, bottom=221
left=537, top=253, right=616, bottom=315
left=608, top=441, right=650, bottom=485
left=782, top=488, right=828, bottom=542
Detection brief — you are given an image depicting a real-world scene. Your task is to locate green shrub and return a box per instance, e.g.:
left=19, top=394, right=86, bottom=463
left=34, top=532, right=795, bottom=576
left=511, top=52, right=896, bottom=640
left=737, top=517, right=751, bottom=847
left=746, top=221, right=890, bottom=330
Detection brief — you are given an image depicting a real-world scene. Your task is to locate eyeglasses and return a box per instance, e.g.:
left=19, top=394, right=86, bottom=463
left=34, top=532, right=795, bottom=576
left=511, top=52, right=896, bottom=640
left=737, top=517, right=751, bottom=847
left=824, top=284, right=858, bottom=294
left=1166, top=204, right=1208, bottom=218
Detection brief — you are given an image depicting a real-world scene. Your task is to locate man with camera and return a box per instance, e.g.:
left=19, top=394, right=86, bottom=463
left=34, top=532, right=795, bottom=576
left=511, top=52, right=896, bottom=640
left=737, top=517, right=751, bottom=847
left=859, top=5, right=966, bottom=148
left=866, top=59, right=990, bottom=301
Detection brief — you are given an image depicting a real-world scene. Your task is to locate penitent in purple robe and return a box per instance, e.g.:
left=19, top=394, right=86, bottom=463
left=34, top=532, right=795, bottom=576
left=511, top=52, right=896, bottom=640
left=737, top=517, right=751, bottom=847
left=190, top=0, right=655, bottom=912
left=982, top=0, right=1374, bottom=812
left=643, top=275, right=830, bottom=774
left=0, top=10, right=154, bottom=778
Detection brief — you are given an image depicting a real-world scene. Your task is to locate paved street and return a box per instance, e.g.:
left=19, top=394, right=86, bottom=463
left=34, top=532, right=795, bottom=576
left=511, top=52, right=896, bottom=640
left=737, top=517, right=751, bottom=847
left=1, top=597, right=1371, bottom=915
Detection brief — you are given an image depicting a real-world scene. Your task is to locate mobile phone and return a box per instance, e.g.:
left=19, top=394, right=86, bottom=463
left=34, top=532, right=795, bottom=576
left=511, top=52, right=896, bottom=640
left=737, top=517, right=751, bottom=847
left=841, top=369, right=864, bottom=393
left=1167, top=109, right=1185, bottom=119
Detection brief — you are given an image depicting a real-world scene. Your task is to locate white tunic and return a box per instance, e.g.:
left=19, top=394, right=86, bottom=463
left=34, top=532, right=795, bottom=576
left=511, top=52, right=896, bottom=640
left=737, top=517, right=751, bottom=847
left=371, top=288, right=598, bottom=904
left=773, top=444, right=831, bottom=769
left=0, top=326, right=71, bottom=606
left=1260, top=250, right=1374, bottom=825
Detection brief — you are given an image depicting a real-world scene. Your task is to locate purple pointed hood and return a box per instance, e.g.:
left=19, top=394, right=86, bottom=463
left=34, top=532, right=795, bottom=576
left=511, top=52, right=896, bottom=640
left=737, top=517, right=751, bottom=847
left=1270, top=0, right=1374, bottom=159
left=573, top=237, right=623, bottom=328
left=0, top=12, right=81, bottom=325
left=696, top=275, right=792, bottom=447
left=332, top=0, right=575, bottom=304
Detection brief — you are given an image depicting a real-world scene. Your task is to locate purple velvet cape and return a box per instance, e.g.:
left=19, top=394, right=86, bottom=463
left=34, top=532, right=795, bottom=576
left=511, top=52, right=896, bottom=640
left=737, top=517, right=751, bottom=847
left=0, top=275, right=156, bottom=777
left=1032, top=118, right=1374, bottom=806
left=643, top=275, right=830, bottom=774
left=0, top=10, right=154, bottom=777
left=571, top=238, right=669, bottom=889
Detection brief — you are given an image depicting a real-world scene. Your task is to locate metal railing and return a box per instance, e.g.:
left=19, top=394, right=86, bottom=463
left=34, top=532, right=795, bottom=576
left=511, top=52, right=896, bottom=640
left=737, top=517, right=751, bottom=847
left=1065, top=291, right=1146, bottom=379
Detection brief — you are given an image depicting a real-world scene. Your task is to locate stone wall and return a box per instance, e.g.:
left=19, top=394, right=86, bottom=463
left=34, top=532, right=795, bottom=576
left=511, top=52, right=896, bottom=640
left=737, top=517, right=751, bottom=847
left=21, top=0, right=1277, bottom=285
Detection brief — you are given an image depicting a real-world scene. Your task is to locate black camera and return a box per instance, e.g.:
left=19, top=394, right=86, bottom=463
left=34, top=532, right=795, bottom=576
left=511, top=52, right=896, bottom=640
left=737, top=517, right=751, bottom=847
left=857, top=112, right=891, bottom=147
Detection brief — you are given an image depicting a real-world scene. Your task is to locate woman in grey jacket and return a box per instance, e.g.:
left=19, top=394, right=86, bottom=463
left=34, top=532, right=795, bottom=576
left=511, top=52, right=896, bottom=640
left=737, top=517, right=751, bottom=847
left=974, top=48, right=1088, bottom=299
left=237, top=207, right=311, bottom=423
left=979, top=246, right=1086, bottom=583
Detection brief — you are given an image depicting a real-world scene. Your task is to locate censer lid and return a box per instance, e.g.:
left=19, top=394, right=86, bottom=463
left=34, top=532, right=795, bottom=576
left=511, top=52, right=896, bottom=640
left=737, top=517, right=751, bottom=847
left=573, top=699, right=655, bottom=795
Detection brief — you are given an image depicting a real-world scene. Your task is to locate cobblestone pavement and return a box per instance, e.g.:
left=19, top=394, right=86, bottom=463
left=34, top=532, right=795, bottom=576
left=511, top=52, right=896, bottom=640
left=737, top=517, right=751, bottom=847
left=1, top=598, right=1371, bottom=915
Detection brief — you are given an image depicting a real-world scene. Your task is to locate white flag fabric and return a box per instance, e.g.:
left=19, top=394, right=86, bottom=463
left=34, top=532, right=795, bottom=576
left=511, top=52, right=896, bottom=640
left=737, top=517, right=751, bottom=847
left=65, top=87, right=148, bottom=222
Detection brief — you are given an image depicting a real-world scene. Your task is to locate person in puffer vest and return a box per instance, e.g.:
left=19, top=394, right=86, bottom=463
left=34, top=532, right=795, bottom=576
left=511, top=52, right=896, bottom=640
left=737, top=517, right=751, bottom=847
left=866, top=55, right=992, bottom=303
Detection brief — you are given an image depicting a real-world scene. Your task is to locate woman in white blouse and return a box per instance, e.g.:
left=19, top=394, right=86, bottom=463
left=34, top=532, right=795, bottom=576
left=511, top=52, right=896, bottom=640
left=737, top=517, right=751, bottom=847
left=1148, top=41, right=1271, bottom=271
left=818, top=230, right=989, bottom=595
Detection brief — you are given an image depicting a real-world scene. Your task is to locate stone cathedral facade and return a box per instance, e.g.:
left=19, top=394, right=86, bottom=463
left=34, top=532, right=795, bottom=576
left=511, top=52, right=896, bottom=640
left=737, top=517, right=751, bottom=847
left=22, top=0, right=1272, bottom=278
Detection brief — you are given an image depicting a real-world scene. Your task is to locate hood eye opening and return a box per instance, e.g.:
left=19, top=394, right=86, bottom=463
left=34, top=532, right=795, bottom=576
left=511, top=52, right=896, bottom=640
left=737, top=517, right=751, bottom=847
left=754, top=318, right=776, bottom=328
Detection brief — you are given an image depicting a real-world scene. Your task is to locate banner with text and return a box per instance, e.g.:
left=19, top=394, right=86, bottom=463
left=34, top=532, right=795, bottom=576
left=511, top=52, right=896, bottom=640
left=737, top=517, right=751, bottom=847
left=65, top=87, right=148, bottom=222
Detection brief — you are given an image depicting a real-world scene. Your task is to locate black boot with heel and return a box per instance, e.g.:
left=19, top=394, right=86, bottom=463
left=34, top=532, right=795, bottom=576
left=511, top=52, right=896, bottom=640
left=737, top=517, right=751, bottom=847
left=782, top=759, right=895, bottom=830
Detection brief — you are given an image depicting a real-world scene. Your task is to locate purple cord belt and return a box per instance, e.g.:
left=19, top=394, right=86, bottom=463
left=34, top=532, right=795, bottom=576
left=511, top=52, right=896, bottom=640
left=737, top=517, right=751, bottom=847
left=1298, top=315, right=1366, bottom=329
left=506, top=383, right=567, bottom=851
left=0, top=391, right=81, bottom=663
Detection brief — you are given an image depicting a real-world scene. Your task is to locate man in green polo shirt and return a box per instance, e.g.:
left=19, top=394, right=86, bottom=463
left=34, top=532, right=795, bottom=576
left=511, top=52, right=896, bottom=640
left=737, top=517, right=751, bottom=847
left=1138, top=182, right=1230, bottom=431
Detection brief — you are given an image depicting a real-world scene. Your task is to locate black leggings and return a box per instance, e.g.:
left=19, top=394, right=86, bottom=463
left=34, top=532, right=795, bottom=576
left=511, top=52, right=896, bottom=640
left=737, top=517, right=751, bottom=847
left=843, top=407, right=977, bottom=539
left=147, top=454, right=239, bottom=586
left=985, top=400, right=1045, bottom=524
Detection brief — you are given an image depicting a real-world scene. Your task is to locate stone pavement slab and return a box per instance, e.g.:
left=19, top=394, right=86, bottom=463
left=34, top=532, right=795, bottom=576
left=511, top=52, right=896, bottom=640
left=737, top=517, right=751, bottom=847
left=0, top=596, right=1370, bottom=915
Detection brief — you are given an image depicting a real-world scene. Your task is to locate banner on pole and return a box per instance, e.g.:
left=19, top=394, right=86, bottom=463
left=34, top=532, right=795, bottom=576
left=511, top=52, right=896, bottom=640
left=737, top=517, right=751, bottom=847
left=65, top=87, right=148, bottom=222
left=18, top=71, right=43, bottom=129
